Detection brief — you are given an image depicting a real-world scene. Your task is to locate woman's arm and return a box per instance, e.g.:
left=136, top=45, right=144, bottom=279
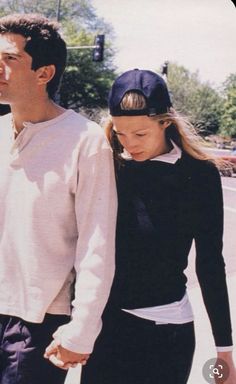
left=194, top=163, right=232, bottom=347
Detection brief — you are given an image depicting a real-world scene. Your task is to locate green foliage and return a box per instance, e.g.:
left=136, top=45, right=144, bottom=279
left=190, top=84, right=224, bottom=135
left=0, top=0, right=100, bottom=28
left=59, top=23, right=116, bottom=112
left=165, top=63, right=199, bottom=116
left=220, top=74, right=236, bottom=137
left=60, top=30, right=115, bottom=110
left=166, top=62, right=224, bottom=135
left=222, top=73, right=236, bottom=91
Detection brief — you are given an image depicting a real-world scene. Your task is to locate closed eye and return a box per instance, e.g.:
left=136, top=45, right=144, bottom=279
left=113, top=130, right=124, bottom=136
left=6, top=54, right=18, bottom=61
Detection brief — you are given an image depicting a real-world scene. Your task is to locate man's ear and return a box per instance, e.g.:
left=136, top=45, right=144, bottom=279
left=36, top=65, right=56, bottom=86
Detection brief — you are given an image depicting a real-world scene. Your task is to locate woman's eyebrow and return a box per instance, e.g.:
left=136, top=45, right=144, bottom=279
left=114, top=127, right=149, bottom=134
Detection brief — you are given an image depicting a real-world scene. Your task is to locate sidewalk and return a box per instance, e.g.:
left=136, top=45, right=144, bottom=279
left=65, top=273, right=236, bottom=384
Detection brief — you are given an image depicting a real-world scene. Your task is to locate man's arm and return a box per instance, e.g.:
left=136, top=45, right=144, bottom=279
left=45, top=125, right=117, bottom=367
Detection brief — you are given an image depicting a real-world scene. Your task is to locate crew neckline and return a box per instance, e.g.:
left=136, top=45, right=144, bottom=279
left=16, top=109, right=75, bottom=130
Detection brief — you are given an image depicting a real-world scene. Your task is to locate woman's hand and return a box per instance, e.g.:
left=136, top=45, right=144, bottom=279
left=215, top=351, right=236, bottom=384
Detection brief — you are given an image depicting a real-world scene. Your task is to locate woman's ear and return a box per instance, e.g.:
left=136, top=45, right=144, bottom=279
left=36, top=65, right=56, bottom=86
left=160, top=120, right=171, bottom=129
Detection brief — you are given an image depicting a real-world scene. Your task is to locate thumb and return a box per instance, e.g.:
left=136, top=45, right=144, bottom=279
left=44, top=339, right=60, bottom=358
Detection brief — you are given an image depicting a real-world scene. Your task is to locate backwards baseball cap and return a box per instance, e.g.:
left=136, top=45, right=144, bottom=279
left=108, top=69, right=172, bottom=117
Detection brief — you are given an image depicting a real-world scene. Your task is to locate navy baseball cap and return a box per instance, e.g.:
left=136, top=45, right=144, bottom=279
left=108, top=69, right=172, bottom=117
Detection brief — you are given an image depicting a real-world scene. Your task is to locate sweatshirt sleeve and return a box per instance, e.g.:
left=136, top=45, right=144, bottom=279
left=55, top=125, right=117, bottom=353
left=194, top=163, right=233, bottom=347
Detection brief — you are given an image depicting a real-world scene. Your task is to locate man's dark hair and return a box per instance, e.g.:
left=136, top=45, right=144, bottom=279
left=0, top=13, right=67, bottom=99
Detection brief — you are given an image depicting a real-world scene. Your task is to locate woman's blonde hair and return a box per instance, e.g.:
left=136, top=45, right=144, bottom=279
left=105, top=91, right=224, bottom=168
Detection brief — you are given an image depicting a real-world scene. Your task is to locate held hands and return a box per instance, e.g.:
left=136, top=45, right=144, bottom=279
left=44, top=339, right=90, bottom=370
left=215, top=351, right=236, bottom=384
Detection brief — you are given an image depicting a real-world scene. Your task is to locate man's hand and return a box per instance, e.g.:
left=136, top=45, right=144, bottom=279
left=44, top=340, right=90, bottom=370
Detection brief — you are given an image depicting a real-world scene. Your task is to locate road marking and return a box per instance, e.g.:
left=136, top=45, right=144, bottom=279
left=224, top=206, right=236, bottom=214
left=222, top=185, right=236, bottom=193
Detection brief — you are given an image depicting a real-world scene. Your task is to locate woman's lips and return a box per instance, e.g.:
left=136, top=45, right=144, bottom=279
left=131, top=152, right=143, bottom=156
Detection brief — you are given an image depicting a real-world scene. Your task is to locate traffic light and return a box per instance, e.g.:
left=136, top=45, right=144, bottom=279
left=92, top=34, right=105, bottom=62
left=161, top=61, right=169, bottom=76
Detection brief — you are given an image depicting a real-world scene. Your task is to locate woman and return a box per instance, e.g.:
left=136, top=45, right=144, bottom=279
left=81, top=69, right=236, bottom=383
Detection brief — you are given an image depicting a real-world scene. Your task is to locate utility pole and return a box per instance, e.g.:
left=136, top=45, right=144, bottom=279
left=56, top=0, right=61, bottom=22
left=161, top=61, right=169, bottom=82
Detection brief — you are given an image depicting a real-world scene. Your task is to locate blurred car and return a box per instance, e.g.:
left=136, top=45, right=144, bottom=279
left=219, top=154, right=236, bottom=177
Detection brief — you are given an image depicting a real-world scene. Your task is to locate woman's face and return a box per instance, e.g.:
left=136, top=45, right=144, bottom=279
left=112, top=115, right=170, bottom=161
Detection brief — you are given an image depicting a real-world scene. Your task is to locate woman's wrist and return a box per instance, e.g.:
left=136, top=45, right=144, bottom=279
left=216, top=346, right=233, bottom=353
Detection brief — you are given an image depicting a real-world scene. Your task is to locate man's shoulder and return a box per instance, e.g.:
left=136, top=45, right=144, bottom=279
left=62, top=109, right=104, bottom=137
left=63, top=110, right=110, bottom=155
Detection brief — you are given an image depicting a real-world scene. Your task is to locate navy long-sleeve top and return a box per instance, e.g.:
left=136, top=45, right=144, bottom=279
left=110, top=151, right=232, bottom=347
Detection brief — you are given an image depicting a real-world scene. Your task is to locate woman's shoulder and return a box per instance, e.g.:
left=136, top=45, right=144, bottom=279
left=178, top=153, right=222, bottom=192
left=180, top=151, right=219, bottom=176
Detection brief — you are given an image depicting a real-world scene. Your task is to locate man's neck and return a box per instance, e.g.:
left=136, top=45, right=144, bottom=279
left=11, top=97, right=66, bottom=137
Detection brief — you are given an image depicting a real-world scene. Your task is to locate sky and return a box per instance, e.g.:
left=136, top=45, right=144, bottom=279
left=92, top=0, right=236, bottom=88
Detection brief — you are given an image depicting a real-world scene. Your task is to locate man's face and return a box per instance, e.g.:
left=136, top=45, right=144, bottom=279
left=0, top=33, right=39, bottom=105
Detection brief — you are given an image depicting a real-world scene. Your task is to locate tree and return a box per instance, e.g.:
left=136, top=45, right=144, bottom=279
left=0, top=0, right=117, bottom=116
left=164, top=62, right=224, bottom=135
left=0, top=0, right=103, bottom=30
left=220, top=74, right=236, bottom=138
left=189, top=83, right=224, bottom=135
left=60, top=27, right=116, bottom=112
left=165, top=62, right=200, bottom=116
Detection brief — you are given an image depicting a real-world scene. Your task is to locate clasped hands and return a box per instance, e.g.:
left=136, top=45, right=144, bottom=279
left=44, top=339, right=90, bottom=370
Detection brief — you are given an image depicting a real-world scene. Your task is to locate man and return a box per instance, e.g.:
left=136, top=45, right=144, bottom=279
left=0, top=13, right=117, bottom=384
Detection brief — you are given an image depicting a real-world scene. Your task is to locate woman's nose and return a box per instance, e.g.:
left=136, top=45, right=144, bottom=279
left=124, top=137, right=139, bottom=151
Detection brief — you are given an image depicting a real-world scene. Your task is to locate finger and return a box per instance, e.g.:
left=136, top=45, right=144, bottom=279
left=61, top=362, right=78, bottom=369
left=62, top=360, right=87, bottom=369
left=48, top=354, right=66, bottom=369
left=44, top=348, right=57, bottom=358
left=44, top=340, right=60, bottom=357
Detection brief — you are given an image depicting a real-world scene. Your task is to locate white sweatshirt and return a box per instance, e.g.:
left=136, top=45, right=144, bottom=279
left=0, top=109, right=117, bottom=353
